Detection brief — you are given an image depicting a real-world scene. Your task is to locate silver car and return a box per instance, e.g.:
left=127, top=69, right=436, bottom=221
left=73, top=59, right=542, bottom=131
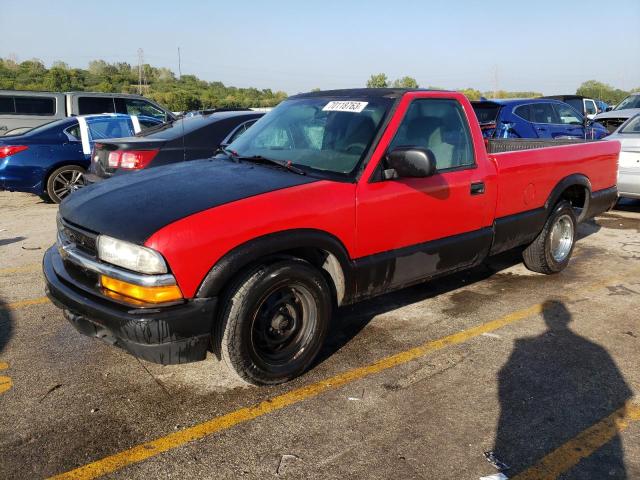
left=608, top=114, right=640, bottom=199
left=592, top=93, right=640, bottom=134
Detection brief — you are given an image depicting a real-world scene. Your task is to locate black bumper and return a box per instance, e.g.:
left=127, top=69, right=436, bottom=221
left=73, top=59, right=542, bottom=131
left=43, top=247, right=217, bottom=365
left=585, top=186, right=618, bottom=220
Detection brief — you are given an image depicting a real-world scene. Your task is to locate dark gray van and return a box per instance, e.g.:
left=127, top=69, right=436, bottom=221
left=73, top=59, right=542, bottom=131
left=0, top=91, right=175, bottom=135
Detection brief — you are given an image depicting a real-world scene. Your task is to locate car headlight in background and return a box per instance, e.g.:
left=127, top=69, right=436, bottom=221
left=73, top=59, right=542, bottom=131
left=97, top=235, right=168, bottom=275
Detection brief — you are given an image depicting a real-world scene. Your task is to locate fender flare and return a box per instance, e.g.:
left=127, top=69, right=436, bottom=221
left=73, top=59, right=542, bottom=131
left=544, top=173, right=591, bottom=222
left=195, top=229, right=355, bottom=303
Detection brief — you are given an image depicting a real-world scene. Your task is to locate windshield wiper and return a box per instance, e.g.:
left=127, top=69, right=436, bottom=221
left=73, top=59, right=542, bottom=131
left=223, top=150, right=306, bottom=175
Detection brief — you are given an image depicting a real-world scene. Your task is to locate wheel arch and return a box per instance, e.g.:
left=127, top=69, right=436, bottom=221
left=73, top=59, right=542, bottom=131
left=43, top=160, right=89, bottom=192
left=544, top=174, right=592, bottom=223
left=196, top=229, right=354, bottom=306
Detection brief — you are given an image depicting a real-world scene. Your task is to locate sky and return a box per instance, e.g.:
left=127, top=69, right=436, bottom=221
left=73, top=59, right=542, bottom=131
left=1, top=0, right=639, bottom=95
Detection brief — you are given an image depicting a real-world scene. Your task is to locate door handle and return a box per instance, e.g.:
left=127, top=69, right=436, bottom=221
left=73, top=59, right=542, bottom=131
left=471, top=182, right=485, bottom=195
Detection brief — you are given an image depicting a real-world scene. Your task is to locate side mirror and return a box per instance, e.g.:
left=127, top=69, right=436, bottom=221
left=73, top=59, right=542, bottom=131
left=385, top=147, right=437, bottom=179
left=605, top=106, right=613, bottom=112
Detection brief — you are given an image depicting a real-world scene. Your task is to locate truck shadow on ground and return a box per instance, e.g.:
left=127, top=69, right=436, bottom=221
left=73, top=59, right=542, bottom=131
left=492, top=300, right=632, bottom=479
left=318, top=218, right=602, bottom=366
left=318, top=247, right=527, bottom=365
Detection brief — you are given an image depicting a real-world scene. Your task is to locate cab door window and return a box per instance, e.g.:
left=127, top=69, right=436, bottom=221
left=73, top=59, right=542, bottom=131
left=388, top=98, right=474, bottom=171
left=553, top=104, right=583, bottom=125
left=530, top=103, right=559, bottom=124
left=78, top=97, right=116, bottom=114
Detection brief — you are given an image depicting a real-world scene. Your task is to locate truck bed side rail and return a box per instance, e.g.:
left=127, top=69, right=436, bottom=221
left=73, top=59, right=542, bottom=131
left=487, top=138, right=599, bottom=154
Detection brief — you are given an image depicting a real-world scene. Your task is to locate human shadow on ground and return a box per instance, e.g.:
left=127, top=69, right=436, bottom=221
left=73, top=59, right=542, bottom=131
left=0, top=298, right=14, bottom=354
left=492, top=300, right=632, bottom=479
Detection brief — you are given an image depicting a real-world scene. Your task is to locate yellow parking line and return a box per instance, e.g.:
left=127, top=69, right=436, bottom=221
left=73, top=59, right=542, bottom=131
left=1, top=297, right=50, bottom=311
left=0, top=263, right=41, bottom=275
left=31, top=268, right=640, bottom=479
left=512, top=402, right=640, bottom=480
left=0, top=362, right=12, bottom=395
left=48, top=302, right=547, bottom=480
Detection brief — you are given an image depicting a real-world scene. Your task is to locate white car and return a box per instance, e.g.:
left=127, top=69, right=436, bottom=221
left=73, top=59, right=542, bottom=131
left=608, top=114, right=640, bottom=199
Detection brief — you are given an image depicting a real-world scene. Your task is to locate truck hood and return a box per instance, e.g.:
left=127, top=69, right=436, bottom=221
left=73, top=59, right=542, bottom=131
left=60, top=158, right=319, bottom=244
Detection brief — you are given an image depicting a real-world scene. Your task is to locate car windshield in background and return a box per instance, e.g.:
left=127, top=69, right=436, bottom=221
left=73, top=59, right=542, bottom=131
left=226, top=97, right=392, bottom=175
left=620, top=115, right=640, bottom=134
left=614, top=95, right=640, bottom=111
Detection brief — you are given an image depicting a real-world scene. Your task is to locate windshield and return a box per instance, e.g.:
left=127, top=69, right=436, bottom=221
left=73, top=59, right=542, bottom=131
left=620, top=115, right=640, bottom=134
left=226, top=97, right=393, bottom=176
left=614, top=95, right=640, bottom=111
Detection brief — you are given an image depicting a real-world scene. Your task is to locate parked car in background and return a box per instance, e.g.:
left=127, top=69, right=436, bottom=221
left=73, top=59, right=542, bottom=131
left=592, top=93, right=640, bottom=134
left=0, top=114, right=162, bottom=203
left=86, top=110, right=263, bottom=183
left=543, top=95, right=599, bottom=119
left=0, top=90, right=175, bottom=136
left=471, top=98, right=608, bottom=139
left=607, top=114, right=640, bottom=199
left=45, top=88, right=619, bottom=385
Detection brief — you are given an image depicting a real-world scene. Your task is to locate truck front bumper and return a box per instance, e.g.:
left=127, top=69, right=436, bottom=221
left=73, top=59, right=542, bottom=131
left=43, top=246, right=217, bottom=364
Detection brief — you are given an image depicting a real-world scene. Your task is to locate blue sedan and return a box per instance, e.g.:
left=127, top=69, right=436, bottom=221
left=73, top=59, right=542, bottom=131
left=471, top=98, right=609, bottom=140
left=0, top=114, right=161, bottom=203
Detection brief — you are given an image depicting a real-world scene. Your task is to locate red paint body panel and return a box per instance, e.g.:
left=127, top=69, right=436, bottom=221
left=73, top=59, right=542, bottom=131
left=355, top=91, right=499, bottom=258
left=144, top=91, right=620, bottom=299
left=145, top=181, right=356, bottom=298
left=491, top=140, right=620, bottom=218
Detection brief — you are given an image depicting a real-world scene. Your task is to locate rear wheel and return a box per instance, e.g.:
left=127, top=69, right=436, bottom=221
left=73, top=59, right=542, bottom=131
left=46, top=165, right=86, bottom=204
left=523, top=200, right=576, bottom=274
left=218, top=259, right=331, bottom=385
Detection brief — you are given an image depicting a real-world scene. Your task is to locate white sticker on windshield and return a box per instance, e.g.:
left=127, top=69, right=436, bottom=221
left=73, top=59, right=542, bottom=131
left=322, top=101, right=368, bottom=113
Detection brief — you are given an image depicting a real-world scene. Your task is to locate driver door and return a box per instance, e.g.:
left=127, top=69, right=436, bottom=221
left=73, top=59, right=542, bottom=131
left=354, top=96, right=494, bottom=295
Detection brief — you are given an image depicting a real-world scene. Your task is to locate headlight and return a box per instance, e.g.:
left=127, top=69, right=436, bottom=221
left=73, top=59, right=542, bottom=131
left=97, top=235, right=168, bottom=274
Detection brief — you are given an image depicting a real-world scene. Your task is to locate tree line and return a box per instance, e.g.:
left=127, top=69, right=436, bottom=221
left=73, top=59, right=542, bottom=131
left=0, top=58, right=288, bottom=111
left=366, top=73, right=639, bottom=104
left=0, top=59, right=637, bottom=112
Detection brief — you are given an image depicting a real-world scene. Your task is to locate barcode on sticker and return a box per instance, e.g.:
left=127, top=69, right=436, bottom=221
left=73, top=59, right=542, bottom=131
left=322, top=101, right=368, bottom=113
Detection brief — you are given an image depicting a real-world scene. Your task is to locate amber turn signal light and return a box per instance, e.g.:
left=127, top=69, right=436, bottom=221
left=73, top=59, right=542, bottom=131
left=100, top=275, right=183, bottom=305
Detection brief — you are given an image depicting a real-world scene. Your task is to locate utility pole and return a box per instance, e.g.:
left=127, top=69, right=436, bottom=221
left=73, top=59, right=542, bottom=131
left=177, top=47, right=182, bottom=80
left=137, top=48, right=144, bottom=95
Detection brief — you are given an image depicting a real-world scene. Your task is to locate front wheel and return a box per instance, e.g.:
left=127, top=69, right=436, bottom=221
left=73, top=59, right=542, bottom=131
left=218, top=259, right=331, bottom=385
left=523, top=200, right=577, bottom=274
left=46, top=165, right=86, bottom=204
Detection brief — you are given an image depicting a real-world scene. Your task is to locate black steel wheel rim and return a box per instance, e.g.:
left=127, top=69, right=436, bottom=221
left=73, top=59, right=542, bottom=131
left=250, top=282, right=318, bottom=367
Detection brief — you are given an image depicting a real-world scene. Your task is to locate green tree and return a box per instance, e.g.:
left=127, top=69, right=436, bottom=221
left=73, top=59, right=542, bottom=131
left=392, top=76, right=419, bottom=88
left=366, top=73, right=389, bottom=88
left=459, top=88, right=482, bottom=100
left=576, top=80, right=630, bottom=105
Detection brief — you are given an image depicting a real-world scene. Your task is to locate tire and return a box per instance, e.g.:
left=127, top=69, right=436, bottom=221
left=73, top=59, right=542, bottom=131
left=218, top=259, right=331, bottom=385
left=46, top=165, right=86, bottom=204
left=523, top=200, right=577, bottom=274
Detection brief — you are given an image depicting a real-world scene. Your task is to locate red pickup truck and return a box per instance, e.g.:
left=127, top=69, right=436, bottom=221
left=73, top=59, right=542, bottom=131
left=44, top=89, right=619, bottom=385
